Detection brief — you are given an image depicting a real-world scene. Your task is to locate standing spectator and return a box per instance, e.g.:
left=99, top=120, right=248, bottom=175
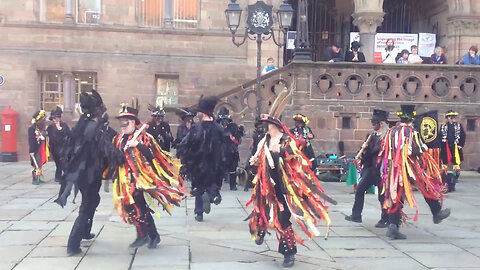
left=322, top=43, right=344, bottom=62
left=345, top=41, right=366, bottom=62
left=396, top=49, right=410, bottom=64
left=381, top=38, right=398, bottom=63
left=430, top=47, right=447, bottom=64
left=408, top=45, right=423, bottom=64
left=261, top=57, right=278, bottom=75
left=460, top=46, right=480, bottom=65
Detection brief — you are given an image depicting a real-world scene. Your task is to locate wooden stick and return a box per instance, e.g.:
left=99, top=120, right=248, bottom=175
left=124, top=123, right=148, bottom=150
left=355, top=133, right=373, bottom=160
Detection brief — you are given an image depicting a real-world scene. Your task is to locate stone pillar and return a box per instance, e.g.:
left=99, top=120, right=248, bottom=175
left=64, top=0, right=75, bottom=23
left=164, top=0, right=173, bottom=28
left=62, top=72, right=75, bottom=120
left=446, top=0, right=480, bottom=64
left=352, top=0, right=385, bottom=63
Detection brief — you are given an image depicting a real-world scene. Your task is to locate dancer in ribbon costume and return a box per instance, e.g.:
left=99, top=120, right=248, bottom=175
left=28, top=110, right=49, bottom=185
left=112, top=100, right=185, bottom=249
left=345, top=109, right=390, bottom=228
left=378, top=105, right=451, bottom=240
left=440, top=110, right=466, bottom=192
left=248, top=89, right=333, bottom=268
left=290, top=113, right=316, bottom=170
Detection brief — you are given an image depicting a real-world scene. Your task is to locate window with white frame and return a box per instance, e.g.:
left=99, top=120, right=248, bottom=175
left=156, top=75, right=179, bottom=106
left=138, top=0, right=198, bottom=29
left=77, top=0, right=101, bottom=24
left=74, top=72, right=97, bottom=104
left=39, top=0, right=65, bottom=22
left=40, top=71, right=63, bottom=112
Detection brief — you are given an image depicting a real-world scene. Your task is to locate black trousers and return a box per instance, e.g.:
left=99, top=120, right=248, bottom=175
left=52, top=153, right=63, bottom=180
left=124, top=190, right=158, bottom=239
left=67, top=180, right=101, bottom=250
left=194, top=185, right=220, bottom=216
left=351, top=167, right=386, bottom=220
left=389, top=196, right=442, bottom=226
left=276, top=191, right=297, bottom=256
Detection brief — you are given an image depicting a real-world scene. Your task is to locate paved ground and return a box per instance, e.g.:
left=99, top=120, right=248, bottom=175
left=1, top=162, right=480, bottom=270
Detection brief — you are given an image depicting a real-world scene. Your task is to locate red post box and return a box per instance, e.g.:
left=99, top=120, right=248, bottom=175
left=1, top=106, right=19, bottom=162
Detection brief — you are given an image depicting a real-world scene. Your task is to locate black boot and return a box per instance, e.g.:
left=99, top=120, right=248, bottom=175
left=129, top=236, right=148, bottom=248
left=345, top=215, right=362, bottom=223
left=375, top=216, right=388, bottom=228
left=255, top=230, right=266, bottom=245
left=229, top=172, right=237, bottom=191
left=386, top=224, right=407, bottom=240
left=130, top=225, right=149, bottom=248
left=433, top=208, right=451, bottom=224
left=67, top=247, right=82, bottom=256
left=195, top=214, right=203, bottom=222
left=147, top=234, right=161, bottom=249
left=282, top=255, right=295, bottom=268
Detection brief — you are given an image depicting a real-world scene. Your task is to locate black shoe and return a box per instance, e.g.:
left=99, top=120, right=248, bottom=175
left=282, top=255, right=295, bottom=268
left=230, top=187, right=238, bottom=191
left=375, top=220, right=388, bottom=228
left=67, top=247, right=82, bottom=256
left=386, top=224, right=407, bottom=240
left=255, top=231, right=265, bottom=245
left=83, top=233, right=95, bottom=240
left=212, top=194, right=222, bottom=205
left=201, top=192, right=211, bottom=214
left=345, top=215, right=362, bottom=223
left=147, top=234, right=161, bottom=249
left=129, top=236, right=149, bottom=248
left=433, top=208, right=451, bottom=224
left=244, top=187, right=249, bottom=192
left=195, top=214, right=203, bottom=222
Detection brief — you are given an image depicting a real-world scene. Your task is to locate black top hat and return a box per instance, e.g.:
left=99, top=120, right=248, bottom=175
left=180, top=108, right=196, bottom=120
left=49, top=106, right=63, bottom=120
left=372, top=109, right=389, bottom=122
left=261, top=114, right=284, bottom=131
left=397, top=105, right=416, bottom=120
left=149, top=104, right=165, bottom=117
left=117, top=103, right=140, bottom=124
left=217, top=107, right=232, bottom=120
left=195, top=96, right=218, bottom=117
left=80, top=90, right=104, bottom=116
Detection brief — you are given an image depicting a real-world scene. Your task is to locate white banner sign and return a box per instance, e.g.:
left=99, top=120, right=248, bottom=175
left=374, top=33, right=418, bottom=63
left=418, top=33, right=436, bottom=57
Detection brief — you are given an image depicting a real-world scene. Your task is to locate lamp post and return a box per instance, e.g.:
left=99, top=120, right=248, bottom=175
left=225, top=0, right=294, bottom=117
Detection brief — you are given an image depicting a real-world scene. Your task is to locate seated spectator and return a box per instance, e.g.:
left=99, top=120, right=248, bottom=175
left=430, top=47, right=447, bottom=64
left=261, top=57, right=278, bottom=75
left=322, top=43, right=344, bottom=62
left=408, top=45, right=423, bottom=64
left=345, top=41, right=366, bottom=62
left=381, top=38, right=398, bottom=64
left=460, top=46, right=480, bottom=65
left=397, top=49, right=410, bottom=64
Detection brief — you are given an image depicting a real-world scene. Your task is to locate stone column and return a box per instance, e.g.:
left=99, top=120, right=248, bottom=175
left=64, top=0, right=74, bottom=23
left=352, top=0, right=385, bottom=63
left=446, top=0, right=480, bottom=64
left=62, top=72, right=75, bottom=120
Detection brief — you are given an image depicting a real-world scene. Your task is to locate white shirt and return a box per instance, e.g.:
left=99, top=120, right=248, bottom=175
left=408, top=54, right=423, bottom=64
left=381, top=48, right=398, bottom=64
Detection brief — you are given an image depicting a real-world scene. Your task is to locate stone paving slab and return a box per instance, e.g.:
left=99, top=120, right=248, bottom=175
left=1, top=162, right=480, bottom=269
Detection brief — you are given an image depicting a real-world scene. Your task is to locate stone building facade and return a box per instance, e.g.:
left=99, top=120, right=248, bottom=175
left=0, top=0, right=479, bottom=169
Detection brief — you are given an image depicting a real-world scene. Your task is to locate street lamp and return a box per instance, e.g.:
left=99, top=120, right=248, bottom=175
left=225, top=0, right=293, bottom=117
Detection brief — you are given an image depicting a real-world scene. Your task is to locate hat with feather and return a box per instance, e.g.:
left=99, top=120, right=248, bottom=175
left=445, top=109, right=459, bottom=117
left=260, top=86, right=293, bottom=131
left=49, top=106, right=63, bottom=120
left=217, top=107, right=232, bottom=121
left=149, top=103, right=165, bottom=117
left=117, top=97, right=140, bottom=125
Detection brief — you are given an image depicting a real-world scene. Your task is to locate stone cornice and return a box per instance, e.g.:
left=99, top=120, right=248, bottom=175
left=0, top=21, right=233, bottom=37
left=352, top=12, right=384, bottom=34
left=447, top=17, right=480, bottom=36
